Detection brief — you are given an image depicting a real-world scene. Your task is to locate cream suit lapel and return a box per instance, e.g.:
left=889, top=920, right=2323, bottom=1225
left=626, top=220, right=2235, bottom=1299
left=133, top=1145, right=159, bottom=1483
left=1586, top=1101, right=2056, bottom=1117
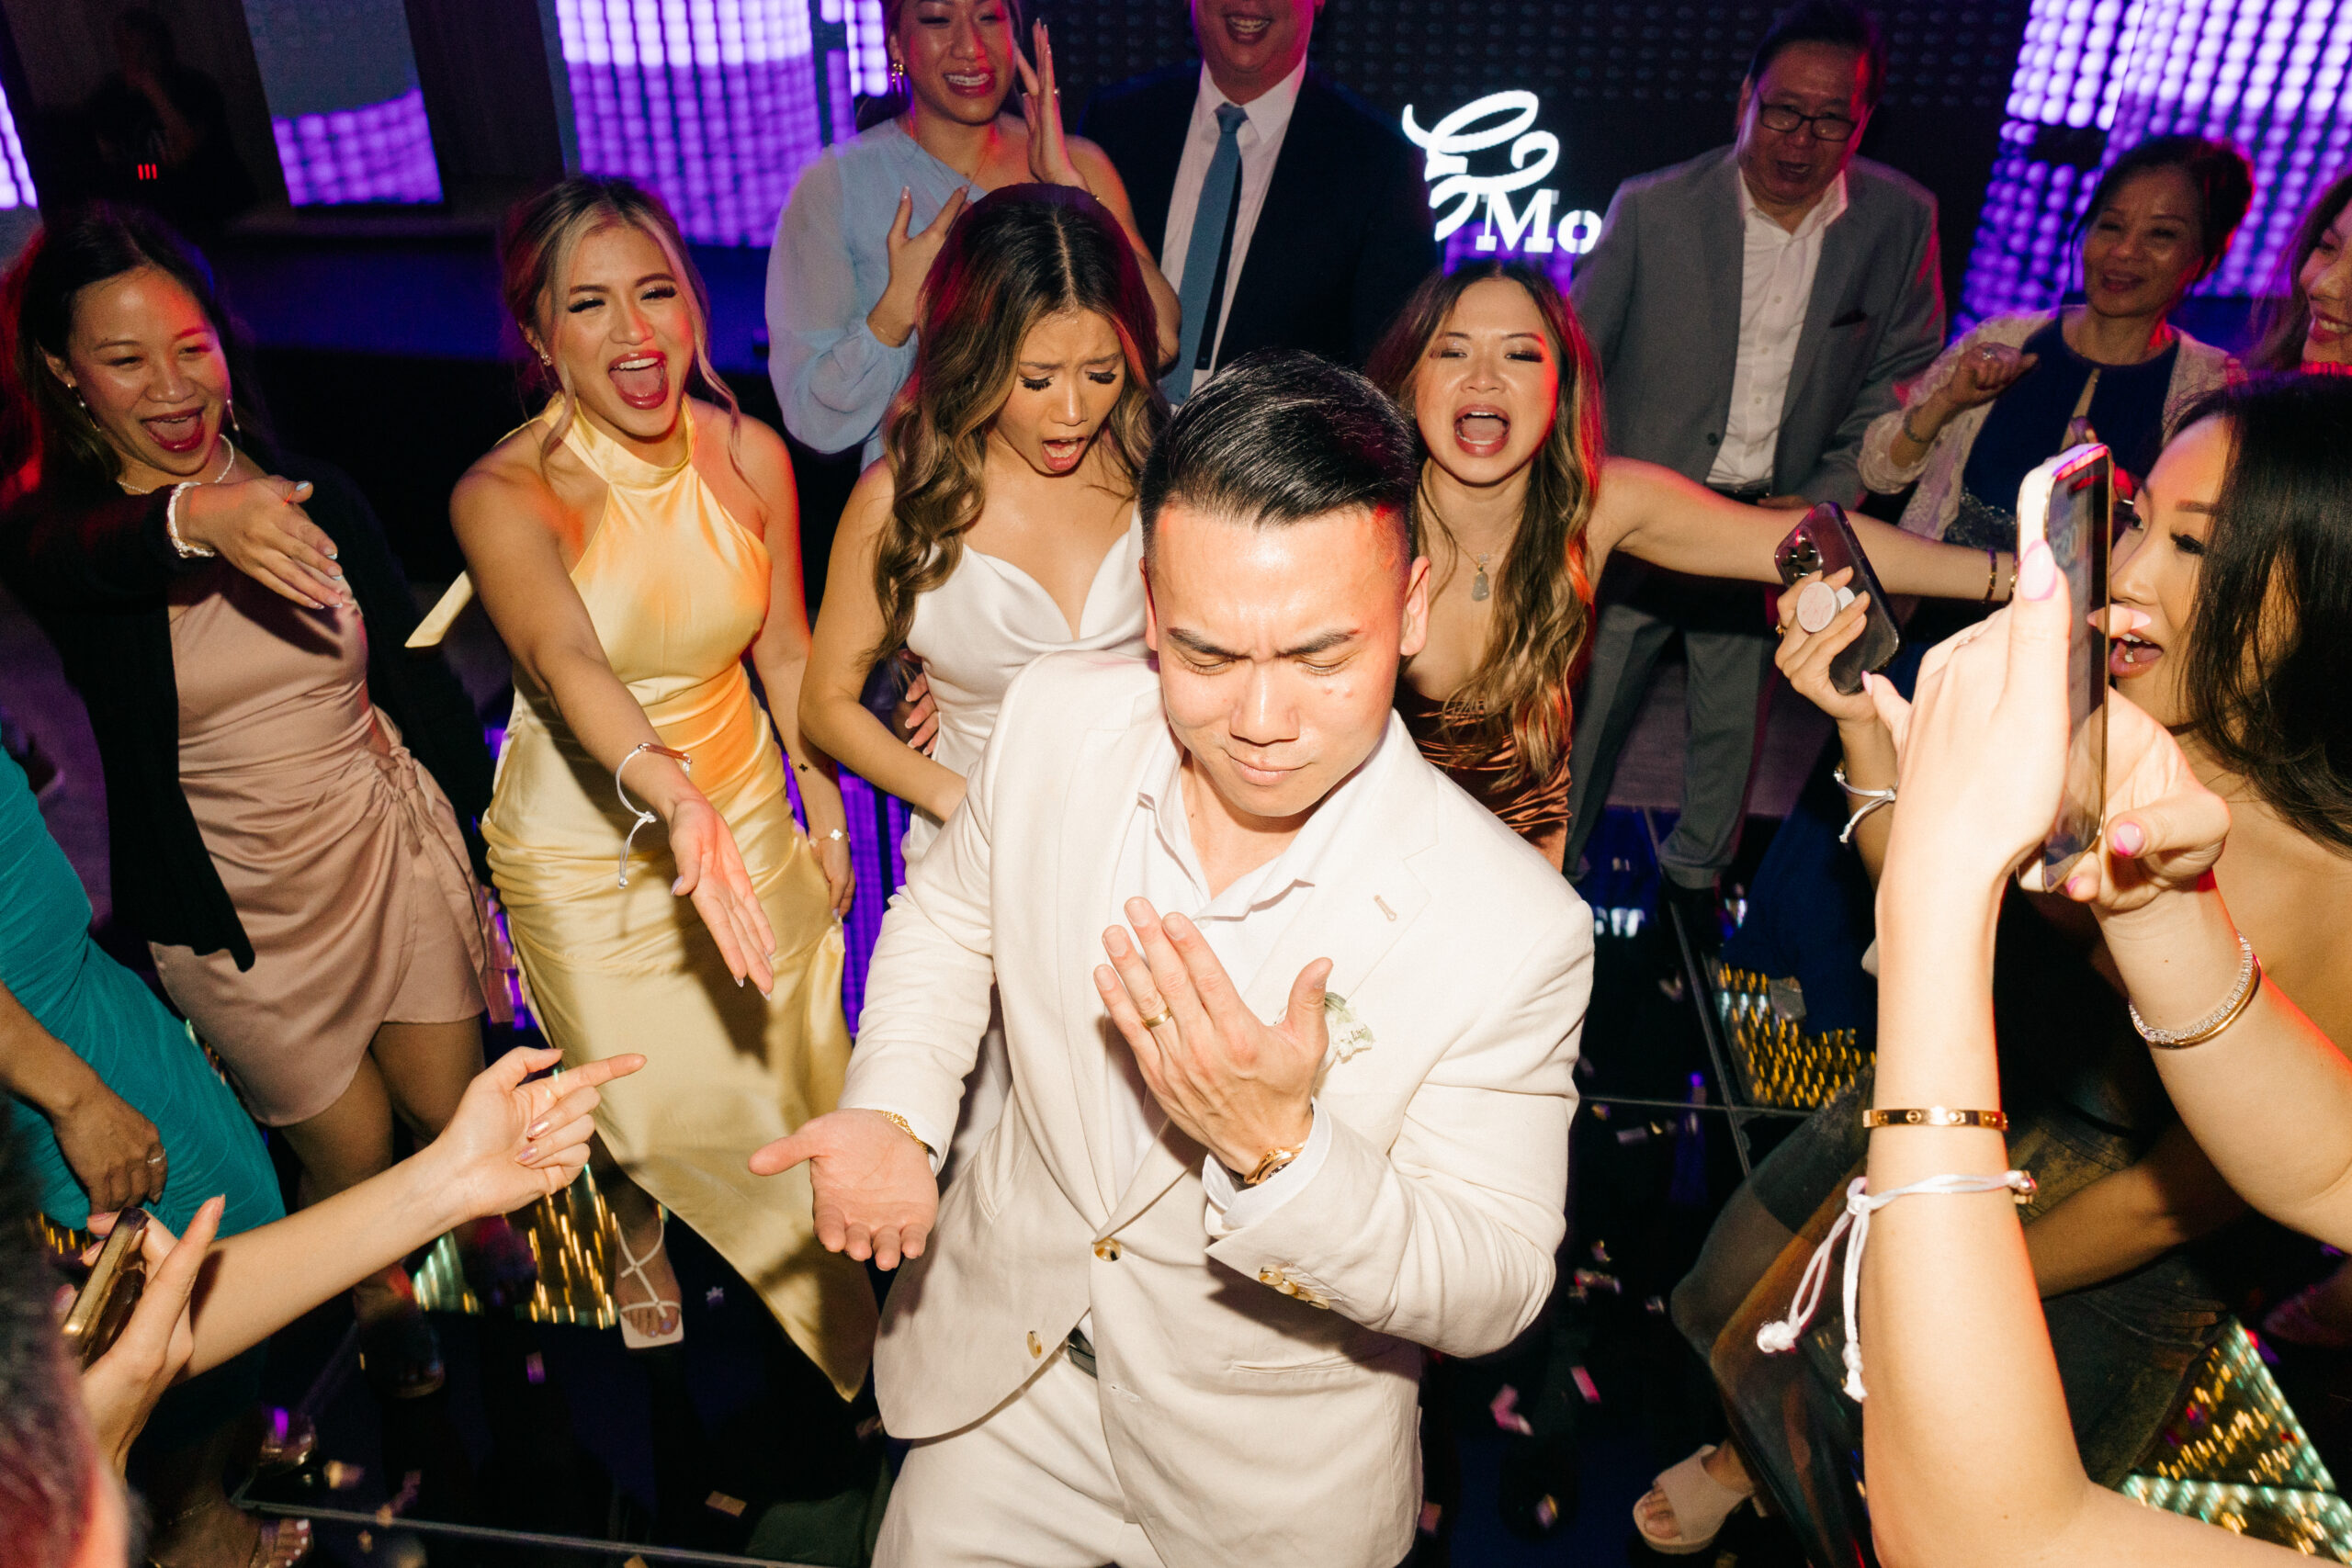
left=1096, top=720, right=1441, bottom=1238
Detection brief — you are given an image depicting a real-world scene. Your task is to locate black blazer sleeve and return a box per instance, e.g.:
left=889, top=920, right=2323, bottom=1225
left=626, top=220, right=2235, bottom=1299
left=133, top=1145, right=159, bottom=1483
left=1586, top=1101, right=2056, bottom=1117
left=282, top=456, right=495, bottom=874
left=0, top=480, right=204, bottom=610
left=1348, top=118, right=1441, bottom=364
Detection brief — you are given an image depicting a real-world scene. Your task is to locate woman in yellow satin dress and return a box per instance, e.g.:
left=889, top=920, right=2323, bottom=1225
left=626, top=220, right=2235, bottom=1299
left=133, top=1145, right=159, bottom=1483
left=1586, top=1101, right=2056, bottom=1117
left=449, top=175, right=873, bottom=1398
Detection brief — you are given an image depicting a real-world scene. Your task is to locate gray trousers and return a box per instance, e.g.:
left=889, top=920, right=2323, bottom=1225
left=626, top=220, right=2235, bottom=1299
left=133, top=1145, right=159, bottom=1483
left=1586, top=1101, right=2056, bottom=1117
left=1561, top=587, right=1775, bottom=890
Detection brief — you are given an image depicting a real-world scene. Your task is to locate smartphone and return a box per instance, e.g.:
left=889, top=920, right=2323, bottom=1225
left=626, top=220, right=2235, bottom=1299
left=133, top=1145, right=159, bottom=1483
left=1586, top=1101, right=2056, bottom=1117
left=1772, top=502, right=1900, bottom=694
left=2015, top=444, right=2111, bottom=886
left=60, top=1207, right=149, bottom=1370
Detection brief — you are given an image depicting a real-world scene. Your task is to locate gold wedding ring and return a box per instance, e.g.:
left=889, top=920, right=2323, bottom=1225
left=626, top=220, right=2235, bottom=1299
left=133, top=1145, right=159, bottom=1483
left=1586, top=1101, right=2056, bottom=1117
left=1138, top=1007, right=1173, bottom=1032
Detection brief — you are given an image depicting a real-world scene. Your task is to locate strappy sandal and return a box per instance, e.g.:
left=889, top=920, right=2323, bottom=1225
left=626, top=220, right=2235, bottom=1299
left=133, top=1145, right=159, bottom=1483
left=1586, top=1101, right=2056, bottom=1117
left=1633, top=1444, right=1750, bottom=1555
left=615, top=1207, right=684, bottom=1349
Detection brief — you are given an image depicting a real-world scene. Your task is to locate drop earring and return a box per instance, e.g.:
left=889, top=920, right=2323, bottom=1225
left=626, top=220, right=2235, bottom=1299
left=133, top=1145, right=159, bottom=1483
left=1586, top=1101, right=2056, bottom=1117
left=888, top=55, right=905, bottom=89
left=225, top=398, right=242, bottom=437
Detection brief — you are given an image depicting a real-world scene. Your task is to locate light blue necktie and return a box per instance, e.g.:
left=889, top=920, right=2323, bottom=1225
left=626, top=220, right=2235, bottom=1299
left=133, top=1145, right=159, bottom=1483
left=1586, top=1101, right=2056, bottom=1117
left=1162, top=103, right=1248, bottom=404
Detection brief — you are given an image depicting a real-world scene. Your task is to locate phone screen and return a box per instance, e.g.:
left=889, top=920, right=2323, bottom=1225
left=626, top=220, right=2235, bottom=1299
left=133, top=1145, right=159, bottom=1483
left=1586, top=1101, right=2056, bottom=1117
left=2029, top=446, right=2111, bottom=883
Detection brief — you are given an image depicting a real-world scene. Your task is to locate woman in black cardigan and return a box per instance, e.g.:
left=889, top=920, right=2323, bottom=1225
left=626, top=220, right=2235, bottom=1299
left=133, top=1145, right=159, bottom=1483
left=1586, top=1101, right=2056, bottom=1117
left=0, top=209, right=492, bottom=1479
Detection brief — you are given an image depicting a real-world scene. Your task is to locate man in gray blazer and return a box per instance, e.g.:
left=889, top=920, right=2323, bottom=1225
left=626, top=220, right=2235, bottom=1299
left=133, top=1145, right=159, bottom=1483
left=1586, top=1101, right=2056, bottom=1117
left=1563, top=0, right=1943, bottom=930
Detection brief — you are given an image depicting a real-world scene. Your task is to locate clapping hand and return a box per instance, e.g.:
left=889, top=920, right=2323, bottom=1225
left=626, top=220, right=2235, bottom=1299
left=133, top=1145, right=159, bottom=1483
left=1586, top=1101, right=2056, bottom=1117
left=1093, top=899, right=1325, bottom=1176
left=871, top=186, right=970, bottom=348
left=665, top=795, right=779, bottom=995
left=1016, top=21, right=1085, bottom=191
left=749, top=1109, right=939, bottom=1269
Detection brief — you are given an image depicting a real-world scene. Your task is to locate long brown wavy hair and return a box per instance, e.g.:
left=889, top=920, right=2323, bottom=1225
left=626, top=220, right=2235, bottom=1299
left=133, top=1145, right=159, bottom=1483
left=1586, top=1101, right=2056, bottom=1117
left=1366, top=261, right=1605, bottom=795
left=872, top=183, right=1165, bottom=659
left=498, top=175, right=755, bottom=510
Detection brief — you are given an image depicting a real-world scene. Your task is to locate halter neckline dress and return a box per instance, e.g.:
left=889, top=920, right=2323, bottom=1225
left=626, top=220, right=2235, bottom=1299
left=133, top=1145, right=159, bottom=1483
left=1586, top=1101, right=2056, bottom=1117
left=481, top=404, right=873, bottom=1397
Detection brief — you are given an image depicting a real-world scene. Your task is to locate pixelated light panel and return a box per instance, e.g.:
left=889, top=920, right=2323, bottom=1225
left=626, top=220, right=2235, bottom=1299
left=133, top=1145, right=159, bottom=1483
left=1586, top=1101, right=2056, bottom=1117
left=1964, top=0, right=2351, bottom=323
left=0, top=81, right=34, bottom=209
left=556, top=0, right=826, bottom=246
left=245, top=0, right=444, bottom=205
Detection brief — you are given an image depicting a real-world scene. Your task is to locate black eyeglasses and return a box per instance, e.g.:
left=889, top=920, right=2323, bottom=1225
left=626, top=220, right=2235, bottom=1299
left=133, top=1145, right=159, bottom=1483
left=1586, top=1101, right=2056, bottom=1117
left=1757, top=104, right=1858, bottom=141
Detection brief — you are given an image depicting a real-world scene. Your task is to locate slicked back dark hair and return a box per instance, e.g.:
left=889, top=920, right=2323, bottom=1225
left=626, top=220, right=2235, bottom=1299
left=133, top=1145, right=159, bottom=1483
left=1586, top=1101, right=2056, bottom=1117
left=1747, top=1, right=1886, bottom=109
left=1138, top=350, right=1419, bottom=570
left=2170, top=372, right=2352, bottom=854
left=0, top=1126, right=96, bottom=1568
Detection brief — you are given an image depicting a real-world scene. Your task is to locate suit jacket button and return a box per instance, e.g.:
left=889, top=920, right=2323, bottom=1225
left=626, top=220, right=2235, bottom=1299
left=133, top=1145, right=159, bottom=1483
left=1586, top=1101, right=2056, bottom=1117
left=1258, top=1267, right=1283, bottom=1286
left=1027, top=1331, right=1043, bottom=1358
left=1094, top=1239, right=1123, bottom=1261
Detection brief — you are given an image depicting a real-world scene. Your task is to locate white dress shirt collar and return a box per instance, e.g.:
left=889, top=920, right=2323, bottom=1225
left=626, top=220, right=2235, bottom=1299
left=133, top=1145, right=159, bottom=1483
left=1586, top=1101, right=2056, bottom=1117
left=1193, top=56, right=1308, bottom=142
left=1735, top=165, right=1849, bottom=241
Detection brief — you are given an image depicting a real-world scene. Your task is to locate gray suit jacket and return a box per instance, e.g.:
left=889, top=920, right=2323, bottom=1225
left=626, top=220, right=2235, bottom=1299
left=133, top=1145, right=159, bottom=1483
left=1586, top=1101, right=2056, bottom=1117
left=1570, top=146, right=1944, bottom=506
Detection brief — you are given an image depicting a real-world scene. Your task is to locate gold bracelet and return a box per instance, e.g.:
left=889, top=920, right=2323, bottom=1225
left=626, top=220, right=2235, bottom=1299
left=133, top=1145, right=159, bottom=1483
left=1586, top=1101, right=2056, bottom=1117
left=1862, top=1107, right=2009, bottom=1131
left=1240, top=1144, right=1307, bottom=1187
left=880, top=1111, right=933, bottom=1157
left=2130, top=934, right=2262, bottom=1049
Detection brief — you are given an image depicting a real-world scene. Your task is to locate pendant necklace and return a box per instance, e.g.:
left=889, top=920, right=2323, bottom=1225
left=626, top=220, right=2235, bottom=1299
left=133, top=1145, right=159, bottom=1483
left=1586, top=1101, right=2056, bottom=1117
left=1471, top=554, right=1491, bottom=603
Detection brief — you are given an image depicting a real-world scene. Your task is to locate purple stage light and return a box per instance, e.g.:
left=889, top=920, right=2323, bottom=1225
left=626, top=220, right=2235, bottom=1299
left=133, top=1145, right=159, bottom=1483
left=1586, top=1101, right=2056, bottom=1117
left=273, top=87, right=444, bottom=206
left=0, top=81, right=33, bottom=209
left=554, top=0, right=827, bottom=246
left=1962, top=0, right=2352, bottom=328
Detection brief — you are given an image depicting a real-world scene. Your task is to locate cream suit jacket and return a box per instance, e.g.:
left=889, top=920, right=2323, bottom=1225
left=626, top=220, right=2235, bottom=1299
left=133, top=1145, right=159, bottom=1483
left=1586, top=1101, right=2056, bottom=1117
left=842, top=652, right=1591, bottom=1568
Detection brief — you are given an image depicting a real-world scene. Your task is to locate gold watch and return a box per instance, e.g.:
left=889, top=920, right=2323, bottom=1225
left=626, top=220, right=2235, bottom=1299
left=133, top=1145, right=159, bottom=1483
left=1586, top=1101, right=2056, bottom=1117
left=1239, top=1143, right=1307, bottom=1187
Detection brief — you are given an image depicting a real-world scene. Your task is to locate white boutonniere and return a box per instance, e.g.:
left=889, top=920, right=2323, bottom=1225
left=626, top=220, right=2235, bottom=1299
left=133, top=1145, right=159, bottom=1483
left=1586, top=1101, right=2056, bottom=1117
left=1324, top=991, right=1375, bottom=1063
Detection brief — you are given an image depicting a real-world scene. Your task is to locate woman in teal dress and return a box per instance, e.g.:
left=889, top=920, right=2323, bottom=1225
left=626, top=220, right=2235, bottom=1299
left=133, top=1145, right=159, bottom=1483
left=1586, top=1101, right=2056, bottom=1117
left=0, top=748, right=296, bottom=1568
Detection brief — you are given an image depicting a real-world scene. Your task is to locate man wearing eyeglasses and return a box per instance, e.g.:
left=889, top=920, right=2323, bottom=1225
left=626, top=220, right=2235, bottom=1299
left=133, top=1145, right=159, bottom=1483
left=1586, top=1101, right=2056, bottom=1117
left=1561, top=0, right=1943, bottom=940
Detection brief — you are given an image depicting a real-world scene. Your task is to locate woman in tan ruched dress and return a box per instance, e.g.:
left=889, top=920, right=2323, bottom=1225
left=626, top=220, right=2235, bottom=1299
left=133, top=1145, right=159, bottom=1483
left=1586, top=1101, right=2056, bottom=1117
left=155, top=563, right=496, bottom=1123
left=455, top=176, right=869, bottom=1396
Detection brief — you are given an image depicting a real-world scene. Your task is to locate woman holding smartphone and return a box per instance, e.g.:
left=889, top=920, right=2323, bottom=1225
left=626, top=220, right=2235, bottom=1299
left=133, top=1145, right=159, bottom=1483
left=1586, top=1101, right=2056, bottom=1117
left=1642, top=374, right=2352, bottom=1556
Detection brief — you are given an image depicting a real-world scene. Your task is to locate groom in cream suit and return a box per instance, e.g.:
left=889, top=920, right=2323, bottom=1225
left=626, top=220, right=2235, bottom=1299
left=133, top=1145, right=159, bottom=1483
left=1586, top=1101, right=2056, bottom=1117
left=753, top=353, right=1591, bottom=1567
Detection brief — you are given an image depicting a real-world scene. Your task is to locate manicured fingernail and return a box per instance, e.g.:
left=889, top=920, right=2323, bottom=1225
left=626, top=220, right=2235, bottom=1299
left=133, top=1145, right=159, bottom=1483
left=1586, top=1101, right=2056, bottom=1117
left=2111, top=820, right=2145, bottom=856
left=2018, top=540, right=2057, bottom=600
left=526, top=1118, right=549, bottom=1139
left=2066, top=874, right=2091, bottom=898
left=517, top=1144, right=538, bottom=1164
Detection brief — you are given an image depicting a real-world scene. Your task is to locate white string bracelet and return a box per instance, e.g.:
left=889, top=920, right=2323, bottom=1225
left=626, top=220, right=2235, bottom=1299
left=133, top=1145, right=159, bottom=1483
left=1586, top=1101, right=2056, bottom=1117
left=1833, top=763, right=1896, bottom=844
left=1756, top=1168, right=2036, bottom=1401
left=615, top=741, right=690, bottom=888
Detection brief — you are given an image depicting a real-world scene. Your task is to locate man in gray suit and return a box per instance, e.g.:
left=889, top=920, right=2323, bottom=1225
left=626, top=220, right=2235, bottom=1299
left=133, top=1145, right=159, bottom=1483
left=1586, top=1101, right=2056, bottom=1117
left=1563, top=0, right=1942, bottom=934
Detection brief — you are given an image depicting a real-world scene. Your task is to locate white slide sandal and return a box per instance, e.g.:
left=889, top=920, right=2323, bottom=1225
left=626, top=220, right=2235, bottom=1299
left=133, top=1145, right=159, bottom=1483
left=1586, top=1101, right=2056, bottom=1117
left=1633, top=1443, right=1748, bottom=1555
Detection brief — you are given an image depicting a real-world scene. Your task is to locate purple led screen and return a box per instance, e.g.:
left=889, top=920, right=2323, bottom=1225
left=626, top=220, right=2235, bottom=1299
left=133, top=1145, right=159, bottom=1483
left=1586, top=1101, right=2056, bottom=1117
left=1962, top=0, right=2352, bottom=325
left=273, top=87, right=444, bottom=206
left=0, top=81, right=35, bottom=209
left=557, top=0, right=827, bottom=247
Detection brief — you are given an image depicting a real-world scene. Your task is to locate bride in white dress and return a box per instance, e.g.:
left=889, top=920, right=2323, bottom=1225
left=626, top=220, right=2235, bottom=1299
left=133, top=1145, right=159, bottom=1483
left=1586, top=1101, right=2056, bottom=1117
left=800, top=184, right=1165, bottom=1173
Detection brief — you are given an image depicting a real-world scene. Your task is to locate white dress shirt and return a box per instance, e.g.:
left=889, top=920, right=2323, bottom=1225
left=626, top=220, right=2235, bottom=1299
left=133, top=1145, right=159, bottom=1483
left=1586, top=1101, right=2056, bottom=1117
left=1158, top=58, right=1309, bottom=383
left=1107, top=721, right=1391, bottom=1227
left=1707, top=172, right=1849, bottom=491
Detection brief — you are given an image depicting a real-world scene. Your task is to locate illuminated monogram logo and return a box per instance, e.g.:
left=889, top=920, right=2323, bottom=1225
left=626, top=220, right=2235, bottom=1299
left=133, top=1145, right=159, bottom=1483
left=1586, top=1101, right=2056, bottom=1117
left=1400, top=92, right=1602, bottom=256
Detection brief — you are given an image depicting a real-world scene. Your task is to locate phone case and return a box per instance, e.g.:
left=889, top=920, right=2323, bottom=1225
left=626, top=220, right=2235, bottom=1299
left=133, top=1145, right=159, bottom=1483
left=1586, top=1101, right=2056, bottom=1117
left=2015, top=444, right=2111, bottom=886
left=1772, top=502, right=1900, bottom=694
left=61, top=1208, right=149, bottom=1370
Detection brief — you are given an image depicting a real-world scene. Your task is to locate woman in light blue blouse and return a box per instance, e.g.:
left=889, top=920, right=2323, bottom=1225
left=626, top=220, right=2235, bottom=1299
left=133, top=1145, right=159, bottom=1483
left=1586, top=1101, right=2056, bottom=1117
left=765, top=3, right=1177, bottom=461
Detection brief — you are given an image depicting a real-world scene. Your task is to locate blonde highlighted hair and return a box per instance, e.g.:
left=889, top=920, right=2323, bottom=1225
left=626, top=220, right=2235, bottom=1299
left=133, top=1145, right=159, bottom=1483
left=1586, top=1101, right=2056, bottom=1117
left=498, top=175, right=753, bottom=503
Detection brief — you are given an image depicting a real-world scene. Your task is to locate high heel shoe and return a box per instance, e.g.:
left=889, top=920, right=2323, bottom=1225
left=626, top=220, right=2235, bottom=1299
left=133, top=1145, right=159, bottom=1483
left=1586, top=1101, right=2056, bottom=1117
left=614, top=1207, right=684, bottom=1349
